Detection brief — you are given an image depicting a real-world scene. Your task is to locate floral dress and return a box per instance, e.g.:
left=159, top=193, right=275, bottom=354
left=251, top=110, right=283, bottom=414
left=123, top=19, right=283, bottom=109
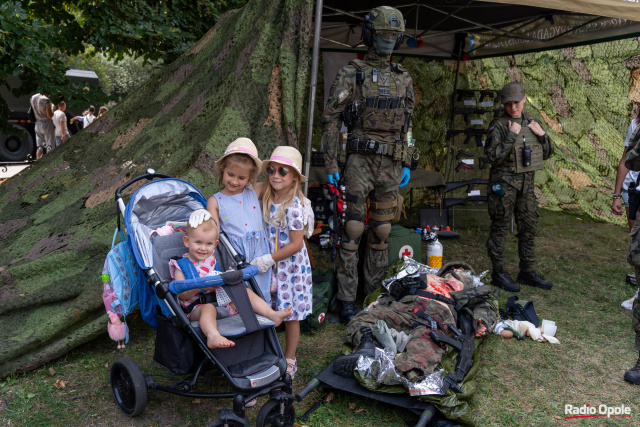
left=268, top=197, right=312, bottom=321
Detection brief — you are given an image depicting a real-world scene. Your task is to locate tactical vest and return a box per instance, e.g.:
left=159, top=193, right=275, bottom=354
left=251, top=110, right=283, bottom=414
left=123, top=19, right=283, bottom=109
left=349, top=59, right=407, bottom=132
left=498, top=116, right=544, bottom=173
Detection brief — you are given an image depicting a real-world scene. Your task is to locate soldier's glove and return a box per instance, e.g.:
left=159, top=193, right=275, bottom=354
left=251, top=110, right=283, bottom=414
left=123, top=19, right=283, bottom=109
left=399, top=167, right=411, bottom=188
left=327, top=171, right=340, bottom=184
left=250, top=254, right=275, bottom=273
left=189, top=209, right=211, bottom=228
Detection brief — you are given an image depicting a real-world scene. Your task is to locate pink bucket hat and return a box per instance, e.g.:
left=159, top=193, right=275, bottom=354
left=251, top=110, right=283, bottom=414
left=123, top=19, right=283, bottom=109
left=216, top=137, right=262, bottom=171
left=263, top=146, right=306, bottom=182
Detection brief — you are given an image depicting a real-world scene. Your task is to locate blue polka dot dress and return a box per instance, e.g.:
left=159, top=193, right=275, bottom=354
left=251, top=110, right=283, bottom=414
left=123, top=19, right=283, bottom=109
left=268, top=197, right=312, bottom=321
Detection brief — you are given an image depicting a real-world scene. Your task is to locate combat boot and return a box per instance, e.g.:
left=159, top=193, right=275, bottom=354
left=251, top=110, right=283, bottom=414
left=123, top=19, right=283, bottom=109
left=624, top=353, right=640, bottom=385
left=338, top=300, right=356, bottom=324
left=491, top=270, right=520, bottom=292
left=333, top=327, right=376, bottom=377
left=517, top=270, right=553, bottom=290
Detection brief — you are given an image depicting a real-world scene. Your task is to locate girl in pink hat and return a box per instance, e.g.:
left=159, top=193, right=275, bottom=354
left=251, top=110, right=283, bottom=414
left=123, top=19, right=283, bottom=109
left=252, top=146, right=314, bottom=379
left=207, top=137, right=274, bottom=306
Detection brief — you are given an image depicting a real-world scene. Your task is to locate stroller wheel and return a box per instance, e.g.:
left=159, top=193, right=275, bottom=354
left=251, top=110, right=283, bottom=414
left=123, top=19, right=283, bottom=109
left=256, top=398, right=296, bottom=427
left=110, top=357, right=148, bottom=417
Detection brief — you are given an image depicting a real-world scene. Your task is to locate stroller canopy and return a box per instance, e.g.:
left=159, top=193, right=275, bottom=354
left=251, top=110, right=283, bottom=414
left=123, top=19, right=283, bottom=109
left=124, top=178, right=207, bottom=270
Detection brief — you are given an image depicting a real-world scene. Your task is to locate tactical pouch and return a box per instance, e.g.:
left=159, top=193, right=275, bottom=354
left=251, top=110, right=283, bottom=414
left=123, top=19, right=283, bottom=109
left=506, top=296, right=539, bottom=327
left=392, top=195, right=404, bottom=223
left=387, top=276, right=427, bottom=301
left=513, top=139, right=543, bottom=173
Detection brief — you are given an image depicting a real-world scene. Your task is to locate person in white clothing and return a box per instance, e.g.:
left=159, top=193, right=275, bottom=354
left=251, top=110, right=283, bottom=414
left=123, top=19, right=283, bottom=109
left=30, top=93, right=55, bottom=159
left=52, top=101, right=68, bottom=148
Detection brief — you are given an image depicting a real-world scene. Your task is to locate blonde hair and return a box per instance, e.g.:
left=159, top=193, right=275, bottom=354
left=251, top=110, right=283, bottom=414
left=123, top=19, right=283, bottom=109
left=214, top=153, right=259, bottom=187
left=261, top=166, right=306, bottom=227
left=186, top=217, right=219, bottom=240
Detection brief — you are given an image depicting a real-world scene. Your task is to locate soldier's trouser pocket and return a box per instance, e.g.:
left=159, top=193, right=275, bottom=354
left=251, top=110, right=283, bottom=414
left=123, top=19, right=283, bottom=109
left=488, top=193, right=507, bottom=221
left=627, top=228, right=640, bottom=266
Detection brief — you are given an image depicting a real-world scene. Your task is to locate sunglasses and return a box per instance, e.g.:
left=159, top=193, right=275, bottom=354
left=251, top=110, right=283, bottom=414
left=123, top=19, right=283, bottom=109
left=266, top=165, right=290, bottom=177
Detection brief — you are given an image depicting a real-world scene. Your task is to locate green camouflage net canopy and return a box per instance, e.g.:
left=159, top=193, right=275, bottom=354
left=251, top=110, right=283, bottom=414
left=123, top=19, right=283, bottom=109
left=2, top=0, right=640, bottom=376
left=0, top=0, right=313, bottom=376
left=438, top=38, right=640, bottom=226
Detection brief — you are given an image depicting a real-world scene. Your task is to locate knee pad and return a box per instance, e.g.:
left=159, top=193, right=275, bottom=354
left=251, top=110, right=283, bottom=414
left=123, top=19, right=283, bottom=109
left=367, top=221, right=391, bottom=250
left=342, top=220, right=365, bottom=251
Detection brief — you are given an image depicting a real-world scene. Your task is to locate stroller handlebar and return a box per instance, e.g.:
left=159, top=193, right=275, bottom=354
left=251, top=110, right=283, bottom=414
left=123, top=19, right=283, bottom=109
left=115, top=169, right=173, bottom=209
left=168, top=266, right=259, bottom=295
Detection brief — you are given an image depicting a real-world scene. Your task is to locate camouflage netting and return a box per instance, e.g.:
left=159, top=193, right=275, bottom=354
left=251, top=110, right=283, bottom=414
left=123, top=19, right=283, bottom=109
left=0, top=0, right=313, bottom=376
left=3, top=0, right=640, bottom=375
left=426, top=38, right=640, bottom=226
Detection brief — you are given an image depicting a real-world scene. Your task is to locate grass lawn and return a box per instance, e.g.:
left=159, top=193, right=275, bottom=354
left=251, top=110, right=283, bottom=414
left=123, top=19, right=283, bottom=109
left=1, top=209, right=638, bottom=426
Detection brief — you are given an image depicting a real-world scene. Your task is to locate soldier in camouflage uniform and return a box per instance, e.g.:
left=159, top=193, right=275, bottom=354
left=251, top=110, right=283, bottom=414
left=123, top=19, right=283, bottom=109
left=322, top=6, right=415, bottom=323
left=485, top=82, right=554, bottom=292
left=626, top=225, right=640, bottom=383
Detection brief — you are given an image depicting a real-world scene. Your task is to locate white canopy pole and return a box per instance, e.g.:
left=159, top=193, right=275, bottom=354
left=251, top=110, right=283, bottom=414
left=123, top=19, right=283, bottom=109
left=303, top=0, right=323, bottom=196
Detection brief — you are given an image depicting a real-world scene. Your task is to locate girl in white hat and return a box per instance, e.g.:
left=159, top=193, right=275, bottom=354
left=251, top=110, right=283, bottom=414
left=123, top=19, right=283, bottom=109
left=251, top=146, right=314, bottom=379
left=206, top=137, right=274, bottom=306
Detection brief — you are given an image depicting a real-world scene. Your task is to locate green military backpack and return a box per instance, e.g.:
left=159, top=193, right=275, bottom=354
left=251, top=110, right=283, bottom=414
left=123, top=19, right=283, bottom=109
left=301, top=268, right=338, bottom=334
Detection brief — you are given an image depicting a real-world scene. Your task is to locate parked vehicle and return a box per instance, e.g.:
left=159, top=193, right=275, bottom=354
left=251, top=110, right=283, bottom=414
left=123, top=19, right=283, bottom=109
left=0, top=70, right=99, bottom=162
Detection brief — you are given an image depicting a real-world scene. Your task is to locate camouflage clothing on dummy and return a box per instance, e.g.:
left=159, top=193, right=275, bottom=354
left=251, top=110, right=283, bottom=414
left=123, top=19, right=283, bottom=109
left=322, top=50, right=415, bottom=302
left=343, top=273, right=497, bottom=382
left=485, top=113, right=553, bottom=272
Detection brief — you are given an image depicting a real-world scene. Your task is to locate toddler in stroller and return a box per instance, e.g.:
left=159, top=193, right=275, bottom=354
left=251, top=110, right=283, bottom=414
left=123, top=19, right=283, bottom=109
left=170, top=209, right=291, bottom=348
left=109, top=170, right=297, bottom=426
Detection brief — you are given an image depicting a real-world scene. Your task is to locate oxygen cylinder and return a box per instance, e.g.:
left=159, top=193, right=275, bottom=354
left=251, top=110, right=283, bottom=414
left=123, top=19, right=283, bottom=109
left=425, top=236, right=443, bottom=268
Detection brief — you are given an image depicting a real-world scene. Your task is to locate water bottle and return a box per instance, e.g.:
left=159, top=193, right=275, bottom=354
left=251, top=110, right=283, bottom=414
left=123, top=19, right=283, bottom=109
left=101, top=273, right=117, bottom=313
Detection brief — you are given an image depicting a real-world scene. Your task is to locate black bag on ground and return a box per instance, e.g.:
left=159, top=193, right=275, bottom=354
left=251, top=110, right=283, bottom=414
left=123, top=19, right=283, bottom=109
left=153, top=314, right=205, bottom=375
left=505, top=296, right=539, bottom=327
left=301, top=268, right=337, bottom=334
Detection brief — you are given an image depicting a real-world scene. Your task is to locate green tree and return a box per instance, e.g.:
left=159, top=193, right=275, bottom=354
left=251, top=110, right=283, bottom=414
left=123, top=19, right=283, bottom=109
left=0, top=0, right=246, bottom=131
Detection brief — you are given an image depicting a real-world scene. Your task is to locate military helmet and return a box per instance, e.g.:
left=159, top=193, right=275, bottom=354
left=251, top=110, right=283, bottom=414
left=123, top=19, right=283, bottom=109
left=362, top=6, right=405, bottom=51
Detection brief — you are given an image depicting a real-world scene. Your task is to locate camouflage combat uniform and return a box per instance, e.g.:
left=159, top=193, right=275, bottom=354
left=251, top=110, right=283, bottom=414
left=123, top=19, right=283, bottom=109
left=484, top=113, right=554, bottom=272
left=628, top=211, right=640, bottom=350
left=344, top=283, right=497, bottom=382
left=322, top=50, right=415, bottom=300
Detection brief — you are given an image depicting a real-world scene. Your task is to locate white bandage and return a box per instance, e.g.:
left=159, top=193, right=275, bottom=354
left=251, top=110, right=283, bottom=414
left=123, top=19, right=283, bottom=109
left=188, top=209, right=211, bottom=228
left=250, top=254, right=275, bottom=273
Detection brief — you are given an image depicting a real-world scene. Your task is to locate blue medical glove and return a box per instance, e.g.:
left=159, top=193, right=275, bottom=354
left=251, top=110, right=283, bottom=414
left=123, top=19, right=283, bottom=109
left=327, top=171, right=340, bottom=184
left=399, top=167, right=411, bottom=188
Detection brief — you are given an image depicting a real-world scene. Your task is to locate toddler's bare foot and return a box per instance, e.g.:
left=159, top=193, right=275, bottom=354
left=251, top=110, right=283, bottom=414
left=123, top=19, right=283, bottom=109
left=270, top=305, right=292, bottom=327
left=207, top=332, right=235, bottom=348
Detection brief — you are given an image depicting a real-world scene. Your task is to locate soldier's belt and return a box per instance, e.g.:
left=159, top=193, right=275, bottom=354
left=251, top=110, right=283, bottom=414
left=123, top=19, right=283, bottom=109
left=348, top=139, right=393, bottom=155
left=347, top=139, right=414, bottom=164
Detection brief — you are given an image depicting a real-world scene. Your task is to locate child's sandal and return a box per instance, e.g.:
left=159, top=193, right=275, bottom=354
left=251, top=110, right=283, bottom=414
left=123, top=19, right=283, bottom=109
left=286, top=358, right=297, bottom=379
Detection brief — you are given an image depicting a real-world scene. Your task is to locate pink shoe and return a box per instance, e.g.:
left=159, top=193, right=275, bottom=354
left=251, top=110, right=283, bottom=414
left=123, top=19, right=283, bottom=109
left=286, top=358, right=297, bottom=379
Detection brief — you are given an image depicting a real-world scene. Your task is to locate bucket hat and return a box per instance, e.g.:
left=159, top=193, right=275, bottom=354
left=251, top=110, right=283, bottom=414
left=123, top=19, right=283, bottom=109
left=216, top=137, right=262, bottom=171
left=501, top=82, right=525, bottom=103
left=263, top=146, right=306, bottom=182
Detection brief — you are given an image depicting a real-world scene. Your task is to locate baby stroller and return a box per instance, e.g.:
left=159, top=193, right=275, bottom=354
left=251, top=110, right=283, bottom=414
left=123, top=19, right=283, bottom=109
left=108, top=169, right=296, bottom=427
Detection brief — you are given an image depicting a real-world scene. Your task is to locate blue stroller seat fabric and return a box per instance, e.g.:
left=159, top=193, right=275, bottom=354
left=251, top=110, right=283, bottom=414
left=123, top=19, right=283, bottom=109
left=109, top=173, right=295, bottom=425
